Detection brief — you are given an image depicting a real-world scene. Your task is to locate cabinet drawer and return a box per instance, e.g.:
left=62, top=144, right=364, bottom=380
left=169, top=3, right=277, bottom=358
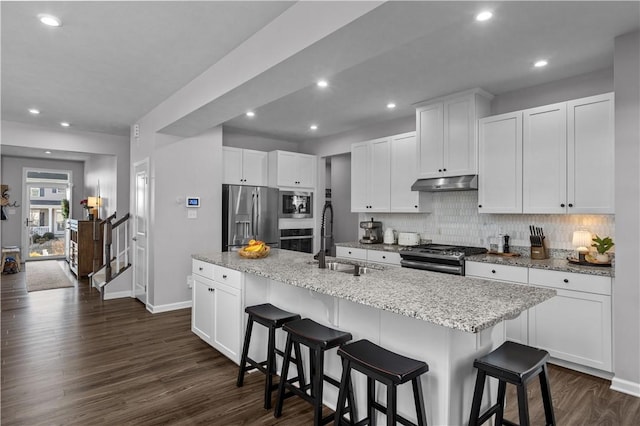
left=528, top=268, right=611, bottom=295
left=367, top=250, right=401, bottom=266
left=193, top=259, right=215, bottom=279
left=336, top=246, right=367, bottom=261
left=214, top=266, right=242, bottom=290
left=466, top=261, right=528, bottom=284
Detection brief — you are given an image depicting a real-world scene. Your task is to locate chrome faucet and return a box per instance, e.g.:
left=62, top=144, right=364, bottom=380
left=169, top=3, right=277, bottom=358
left=318, top=201, right=333, bottom=269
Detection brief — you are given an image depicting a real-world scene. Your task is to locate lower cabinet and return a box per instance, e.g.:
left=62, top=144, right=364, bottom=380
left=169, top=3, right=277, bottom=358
left=465, top=261, right=612, bottom=373
left=336, top=246, right=401, bottom=266
left=192, top=259, right=242, bottom=364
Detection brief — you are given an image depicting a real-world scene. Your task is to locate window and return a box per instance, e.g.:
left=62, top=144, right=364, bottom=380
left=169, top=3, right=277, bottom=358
left=30, top=188, right=41, bottom=198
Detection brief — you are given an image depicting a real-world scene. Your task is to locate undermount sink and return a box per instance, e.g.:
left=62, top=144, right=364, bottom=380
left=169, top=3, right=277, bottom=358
left=325, top=262, right=373, bottom=275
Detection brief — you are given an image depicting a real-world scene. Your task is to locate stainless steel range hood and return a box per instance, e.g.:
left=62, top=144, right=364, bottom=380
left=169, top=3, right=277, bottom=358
left=411, top=175, right=478, bottom=192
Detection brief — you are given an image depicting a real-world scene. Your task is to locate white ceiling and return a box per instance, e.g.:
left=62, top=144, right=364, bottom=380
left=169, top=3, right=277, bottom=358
left=2, top=1, right=639, bottom=157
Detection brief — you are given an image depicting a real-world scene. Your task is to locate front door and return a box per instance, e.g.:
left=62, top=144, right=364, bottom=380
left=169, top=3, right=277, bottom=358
left=22, top=170, right=71, bottom=261
left=133, top=160, right=149, bottom=305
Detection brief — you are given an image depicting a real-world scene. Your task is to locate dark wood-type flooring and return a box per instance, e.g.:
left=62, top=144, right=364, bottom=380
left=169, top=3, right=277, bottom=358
left=2, top=262, right=639, bottom=425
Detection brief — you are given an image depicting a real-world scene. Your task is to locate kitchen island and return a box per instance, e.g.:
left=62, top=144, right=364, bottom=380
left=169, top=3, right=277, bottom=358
left=192, top=249, right=555, bottom=425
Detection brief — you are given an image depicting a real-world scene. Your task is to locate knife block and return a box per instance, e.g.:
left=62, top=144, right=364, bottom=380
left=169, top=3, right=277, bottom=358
left=530, top=240, right=549, bottom=260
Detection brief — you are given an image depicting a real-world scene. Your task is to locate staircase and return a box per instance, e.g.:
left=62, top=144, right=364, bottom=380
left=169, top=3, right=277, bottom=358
left=89, top=212, right=132, bottom=300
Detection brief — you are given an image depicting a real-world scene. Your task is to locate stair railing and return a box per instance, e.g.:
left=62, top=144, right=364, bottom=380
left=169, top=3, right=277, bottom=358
left=90, top=212, right=132, bottom=299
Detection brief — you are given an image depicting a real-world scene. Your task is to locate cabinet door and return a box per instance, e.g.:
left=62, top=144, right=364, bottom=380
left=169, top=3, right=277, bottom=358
left=529, top=289, right=612, bottom=372
left=192, top=275, right=214, bottom=343
left=296, top=154, right=316, bottom=188
left=351, top=141, right=370, bottom=212
left=276, top=151, right=300, bottom=187
left=369, top=138, right=391, bottom=212
left=390, top=133, right=421, bottom=212
left=478, top=112, right=523, bottom=213
left=242, top=149, right=268, bottom=186
left=444, top=96, right=475, bottom=176
left=212, top=281, right=242, bottom=364
left=416, top=103, right=444, bottom=178
left=222, top=147, right=244, bottom=185
left=567, top=93, right=614, bottom=214
left=522, top=103, right=567, bottom=214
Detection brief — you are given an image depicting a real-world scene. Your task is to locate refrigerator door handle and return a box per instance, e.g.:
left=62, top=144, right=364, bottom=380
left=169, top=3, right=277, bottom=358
left=251, top=191, right=257, bottom=237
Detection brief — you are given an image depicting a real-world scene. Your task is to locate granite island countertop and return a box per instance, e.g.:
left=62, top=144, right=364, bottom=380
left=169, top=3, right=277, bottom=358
left=192, top=249, right=556, bottom=334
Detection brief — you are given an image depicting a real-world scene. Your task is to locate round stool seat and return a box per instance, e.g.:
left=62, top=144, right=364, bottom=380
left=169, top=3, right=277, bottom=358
left=338, top=339, right=429, bottom=384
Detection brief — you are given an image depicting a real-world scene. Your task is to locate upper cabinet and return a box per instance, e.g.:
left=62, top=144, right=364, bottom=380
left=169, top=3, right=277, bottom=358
left=222, top=147, right=268, bottom=186
left=351, top=132, right=431, bottom=213
left=478, top=92, right=614, bottom=214
left=415, top=89, right=493, bottom=179
left=268, top=150, right=317, bottom=189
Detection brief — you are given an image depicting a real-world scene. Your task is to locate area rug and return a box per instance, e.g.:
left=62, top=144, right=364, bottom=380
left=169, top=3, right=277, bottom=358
left=26, top=260, right=75, bottom=292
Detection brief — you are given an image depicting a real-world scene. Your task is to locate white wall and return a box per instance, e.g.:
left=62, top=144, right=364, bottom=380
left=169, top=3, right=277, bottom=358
left=492, top=68, right=614, bottom=115
left=223, top=127, right=299, bottom=152
left=84, top=154, right=117, bottom=220
left=330, top=153, right=358, bottom=244
left=612, top=30, right=640, bottom=395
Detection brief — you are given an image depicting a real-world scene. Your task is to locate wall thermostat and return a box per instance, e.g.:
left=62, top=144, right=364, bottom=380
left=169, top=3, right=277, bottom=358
left=186, top=197, right=200, bottom=208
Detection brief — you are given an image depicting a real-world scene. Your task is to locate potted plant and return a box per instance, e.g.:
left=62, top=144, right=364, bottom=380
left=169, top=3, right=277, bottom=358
left=591, top=235, right=614, bottom=262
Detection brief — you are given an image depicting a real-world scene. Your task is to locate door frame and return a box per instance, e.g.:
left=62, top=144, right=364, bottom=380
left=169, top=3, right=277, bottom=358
left=133, top=158, right=150, bottom=307
left=21, top=167, right=73, bottom=261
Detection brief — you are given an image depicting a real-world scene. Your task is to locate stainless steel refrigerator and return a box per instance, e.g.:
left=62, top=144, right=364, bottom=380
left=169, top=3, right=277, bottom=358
left=222, top=184, right=279, bottom=251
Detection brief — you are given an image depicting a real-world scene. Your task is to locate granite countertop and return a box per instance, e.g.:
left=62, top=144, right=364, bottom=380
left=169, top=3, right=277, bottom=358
left=193, top=249, right=556, bottom=334
left=466, top=253, right=614, bottom=277
left=336, top=241, right=614, bottom=277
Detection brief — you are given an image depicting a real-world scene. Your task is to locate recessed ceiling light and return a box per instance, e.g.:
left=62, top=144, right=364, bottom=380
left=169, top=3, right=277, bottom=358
left=60, top=122, right=70, bottom=127
left=476, top=11, right=493, bottom=22
left=317, top=80, right=328, bottom=88
left=45, top=151, right=52, bottom=154
left=310, top=124, right=318, bottom=131
left=387, top=102, right=396, bottom=109
left=534, top=59, right=548, bottom=68
left=28, top=108, right=40, bottom=115
left=246, top=111, right=255, bottom=118
left=38, top=14, right=62, bottom=27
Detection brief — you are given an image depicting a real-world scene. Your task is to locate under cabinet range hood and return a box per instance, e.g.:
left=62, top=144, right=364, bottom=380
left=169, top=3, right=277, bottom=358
left=411, top=175, right=478, bottom=192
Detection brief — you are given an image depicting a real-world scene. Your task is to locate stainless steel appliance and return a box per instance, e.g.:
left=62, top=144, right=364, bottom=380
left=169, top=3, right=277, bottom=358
left=279, top=191, right=313, bottom=218
left=359, top=218, right=383, bottom=244
left=399, top=244, right=487, bottom=275
left=280, top=228, right=313, bottom=253
left=222, top=184, right=279, bottom=251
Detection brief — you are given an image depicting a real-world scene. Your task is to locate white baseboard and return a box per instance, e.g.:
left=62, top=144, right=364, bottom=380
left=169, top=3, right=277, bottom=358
left=103, top=290, right=133, bottom=300
left=610, top=376, right=640, bottom=397
left=146, top=300, right=192, bottom=314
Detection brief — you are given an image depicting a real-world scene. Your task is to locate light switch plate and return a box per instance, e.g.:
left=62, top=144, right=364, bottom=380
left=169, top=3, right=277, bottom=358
left=187, top=209, right=197, bottom=219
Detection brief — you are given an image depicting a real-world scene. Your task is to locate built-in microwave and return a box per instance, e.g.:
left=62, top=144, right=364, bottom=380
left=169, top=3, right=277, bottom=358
left=279, top=191, right=313, bottom=218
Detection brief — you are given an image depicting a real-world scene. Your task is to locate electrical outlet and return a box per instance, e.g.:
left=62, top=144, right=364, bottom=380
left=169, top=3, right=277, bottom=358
left=187, top=275, right=194, bottom=289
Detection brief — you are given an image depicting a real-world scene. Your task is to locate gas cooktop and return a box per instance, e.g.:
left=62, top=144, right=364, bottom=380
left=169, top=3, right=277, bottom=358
left=400, top=244, right=488, bottom=257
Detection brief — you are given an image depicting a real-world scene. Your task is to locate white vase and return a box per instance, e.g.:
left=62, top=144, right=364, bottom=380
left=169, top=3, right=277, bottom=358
left=595, top=253, right=610, bottom=263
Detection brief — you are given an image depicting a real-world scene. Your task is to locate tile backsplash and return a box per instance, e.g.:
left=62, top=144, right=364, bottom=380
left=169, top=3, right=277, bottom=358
left=359, top=191, right=615, bottom=251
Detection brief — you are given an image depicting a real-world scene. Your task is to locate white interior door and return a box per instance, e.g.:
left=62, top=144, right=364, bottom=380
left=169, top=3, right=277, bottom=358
left=133, top=160, right=149, bottom=305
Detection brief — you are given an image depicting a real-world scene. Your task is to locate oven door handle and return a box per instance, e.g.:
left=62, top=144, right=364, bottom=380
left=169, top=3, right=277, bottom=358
left=400, top=259, right=463, bottom=275
left=280, top=236, right=314, bottom=240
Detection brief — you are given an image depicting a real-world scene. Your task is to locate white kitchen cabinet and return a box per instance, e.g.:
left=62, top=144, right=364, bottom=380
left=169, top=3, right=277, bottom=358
left=567, top=93, right=615, bottom=214
left=335, top=246, right=367, bottom=261
left=528, top=268, right=612, bottom=372
left=192, top=259, right=243, bottom=364
left=478, top=111, right=523, bottom=213
left=416, top=89, right=492, bottom=179
left=351, top=137, right=391, bottom=212
left=465, top=261, right=529, bottom=344
left=479, top=92, right=614, bottom=214
left=269, top=150, right=317, bottom=188
left=222, top=147, right=268, bottom=186
left=390, top=132, right=431, bottom=213
left=352, top=132, right=430, bottom=213
left=522, top=103, right=567, bottom=214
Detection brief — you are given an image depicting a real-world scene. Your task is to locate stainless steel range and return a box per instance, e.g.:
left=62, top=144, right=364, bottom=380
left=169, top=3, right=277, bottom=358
left=399, top=244, right=488, bottom=275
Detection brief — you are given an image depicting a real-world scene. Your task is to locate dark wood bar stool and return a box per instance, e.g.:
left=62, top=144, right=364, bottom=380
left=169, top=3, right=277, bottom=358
left=274, top=318, right=356, bottom=426
left=335, top=339, right=429, bottom=426
left=468, top=341, right=556, bottom=426
left=236, top=303, right=303, bottom=409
